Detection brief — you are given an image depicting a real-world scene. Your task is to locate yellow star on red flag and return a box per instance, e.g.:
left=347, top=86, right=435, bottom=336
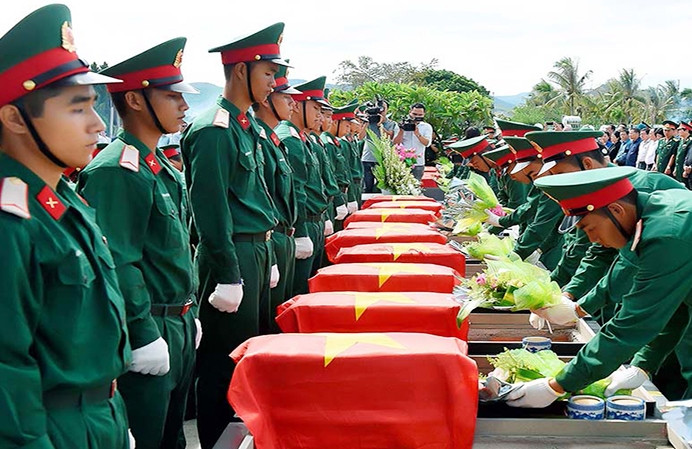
left=374, top=222, right=415, bottom=239
left=362, top=263, right=430, bottom=288
left=389, top=243, right=431, bottom=261
left=323, top=333, right=406, bottom=367
left=353, top=292, right=415, bottom=320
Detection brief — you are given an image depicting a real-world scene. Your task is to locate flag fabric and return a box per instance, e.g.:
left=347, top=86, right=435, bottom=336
left=330, top=242, right=465, bottom=272
left=343, top=208, right=437, bottom=226
left=324, top=224, right=447, bottom=261
left=228, top=332, right=478, bottom=449
left=308, top=262, right=462, bottom=293
left=368, top=200, right=443, bottom=216
left=361, top=195, right=437, bottom=210
left=344, top=222, right=434, bottom=231
left=421, top=173, right=440, bottom=188
left=275, top=291, right=470, bottom=340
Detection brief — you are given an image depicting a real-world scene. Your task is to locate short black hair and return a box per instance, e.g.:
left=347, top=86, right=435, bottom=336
left=465, top=126, right=480, bottom=138
left=569, top=148, right=606, bottom=167
left=410, top=102, right=425, bottom=111
left=629, top=127, right=640, bottom=134
left=654, top=127, right=664, bottom=138
left=1, top=86, right=65, bottom=141
left=111, top=91, right=128, bottom=118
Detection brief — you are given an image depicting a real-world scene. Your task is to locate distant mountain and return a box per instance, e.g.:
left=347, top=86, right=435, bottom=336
left=492, top=92, right=530, bottom=113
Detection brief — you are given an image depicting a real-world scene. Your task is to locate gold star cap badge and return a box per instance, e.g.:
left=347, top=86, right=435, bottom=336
left=173, top=49, right=184, bottom=68
left=61, top=21, right=77, bottom=53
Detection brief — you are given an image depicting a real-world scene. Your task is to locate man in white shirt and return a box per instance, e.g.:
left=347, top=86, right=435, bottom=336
left=393, top=102, right=433, bottom=180
left=637, top=127, right=653, bottom=169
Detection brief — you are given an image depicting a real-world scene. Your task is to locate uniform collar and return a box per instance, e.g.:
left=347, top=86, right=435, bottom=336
left=117, top=130, right=163, bottom=176
left=256, top=118, right=282, bottom=147
left=0, top=153, right=76, bottom=221
left=217, top=96, right=261, bottom=135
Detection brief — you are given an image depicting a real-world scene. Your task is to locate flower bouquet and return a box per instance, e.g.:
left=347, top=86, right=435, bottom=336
left=370, top=130, right=422, bottom=195
left=395, top=144, right=417, bottom=167
left=462, top=232, right=518, bottom=261
left=450, top=172, right=508, bottom=236
left=455, top=258, right=562, bottom=321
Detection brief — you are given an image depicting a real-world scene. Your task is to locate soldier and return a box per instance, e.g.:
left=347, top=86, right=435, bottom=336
left=674, top=121, right=692, bottom=184
left=0, top=4, right=132, bottom=448
left=482, top=144, right=531, bottom=216
left=276, top=77, right=329, bottom=295
left=321, top=105, right=351, bottom=231
left=447, top=135, right=493, bottom=183
left=656, top=120, right=680, bottom=175
left=331, top=102, right=360, bottom=214
left=180, top=23, right=286, bottom=448
left=508, top=167, right=692, bottom=406
left=252, top=61, right=301, bottom=326
left=77, top=38, right=199, bottom=449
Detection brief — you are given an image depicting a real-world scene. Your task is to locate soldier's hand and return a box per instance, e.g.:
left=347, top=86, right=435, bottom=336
left=269, top=264, right=280, bottom=288
left=335, top=204, right=349, bottom=220
left=208, top=283, right=243, bottom=313
left=128, top=428, right=136, bottom=449
left=129, top=337, right=170, bottom=376
left=194, top=318, right=202, bottom=350
left=347, top=201, right=358, bottom=214
left=484, top=209, right=503, bottom=228
left=324, top=220, right=334, bottom=236
left=295, top=237, right=314, bottom=259
left=604, top=366, right=649, bottom=396
left=532, top=296, right=578, bottom=326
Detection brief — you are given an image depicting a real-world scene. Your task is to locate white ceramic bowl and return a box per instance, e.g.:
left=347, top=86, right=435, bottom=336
left=567, top=395, right=605, bottom=420
left=606, top=395, right=645, bottom=421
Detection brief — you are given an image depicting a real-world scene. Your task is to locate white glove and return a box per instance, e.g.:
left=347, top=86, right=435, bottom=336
left=532, top=295, right=578, bottom=326
left=128, top=428, right=136, bottom=449
left=529, top=312, right=547, bottom=330
left=484, top=209, right=503, bottom=228
left=208, top=283, right=243, bottom=313
left=324, top=220, right=334, bottom=236
left=506, top=378, right=563, bottom=408
left=525, top=249, right=542, bottom=265
left=269, top=264, right=280, bottom=288
left=194, top=318, right=202, bottom=350
left=335, top=204, right=348, bottom=220
left=129, top=337, right=170, bottom=376
left=604, top=366, right=649, bottom=396
left=347, top=201, right=358, bottom=214
left=295, top=237, right=314, bottom=260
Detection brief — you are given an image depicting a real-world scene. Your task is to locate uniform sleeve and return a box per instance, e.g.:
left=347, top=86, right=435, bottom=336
left=283, top=137, right=309, bottom=237
left=0, top=221, right=56, bottom=449
left=498, top=185, right=536, bottom=228
left=631, top=303, right=689, bottom=375
left=315, top=144, right=344, bottom=206
left=78, top=168, right=160, bottom=349
left=514, top=193, right=563, bottom=259
left=556, top=237, right=692, bottom=392
left=550, top=228, right=592, bottom=287
left=563, top=243, right=618, bottom=300
left=185, top=129, right=242, bottom=284
left=505, top=178, right=530, bottom=210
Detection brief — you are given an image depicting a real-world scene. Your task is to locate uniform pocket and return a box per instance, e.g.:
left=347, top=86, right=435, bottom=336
left=154, top=191, right=177, bottom=218
left=238, top=148, right=257, bottom=171
left=57, top=249, right=96, bottom=286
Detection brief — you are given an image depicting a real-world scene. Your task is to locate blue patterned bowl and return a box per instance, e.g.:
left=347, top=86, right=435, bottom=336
left=521, top=336, right=551, bottom=353
left=606, top=395, right=645, bottom=421
left=567, top=395, right=605, bottom=420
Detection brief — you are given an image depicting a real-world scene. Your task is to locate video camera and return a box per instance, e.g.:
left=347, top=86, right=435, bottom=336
left=402, top=116, right=424, bottom=132
left=364, top=96, right=387, bottom=125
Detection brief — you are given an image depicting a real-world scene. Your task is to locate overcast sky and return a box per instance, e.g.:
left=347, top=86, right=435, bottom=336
left=4, top=0, right=692, bottom=96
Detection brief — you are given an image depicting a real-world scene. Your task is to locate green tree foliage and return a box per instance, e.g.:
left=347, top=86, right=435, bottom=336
left=330, top=82, right=493, bottom=137
left=420, top=69, right=490, bottom=96
left=89, top=61, right=119, bottom=134
left=334, top=56, right=438, bottom=87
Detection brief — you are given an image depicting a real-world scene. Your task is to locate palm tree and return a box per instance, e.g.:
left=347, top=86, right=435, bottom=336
left=546, top=57, right=593, bottom=115
left=644, top=81, right=679, bottom=124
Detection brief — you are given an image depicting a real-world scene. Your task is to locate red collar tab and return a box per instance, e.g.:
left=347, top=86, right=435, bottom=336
left=560, top=178, right=634, bottom=216
left=107, top=65, right=183, bottom=93
left=162, top=147, right=180, bottom=158
left=0, top=47, right=89, bottom=107
left=291, top=89, right=324, bottom=102
left=37, top=185, right=67, bottom=220
left=220, top=43, right=280, bottom=65
left=541, top=137, right=599, bottom=162
left=270, top=132, right=281, bottom=146
left=237, top=112, right=251, bottom=130
left=299, top=131, right=308, bottom=142
left=144, top=153, right=162, bottom=175
left=460, top=140, right=490, bottom=158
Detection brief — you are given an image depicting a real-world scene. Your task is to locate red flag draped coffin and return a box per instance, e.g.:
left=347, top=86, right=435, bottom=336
left=368, top=200, right=443, bottom=215
left=331, top=241, right=465, bottom=272
left=343, top=207, right=437, bottom=226
left=343, top=222, right=433, bottom=231
left=308, top=262, right=461, bottom=293
left=361, top=194, right=437, bottom=209
left=228, top=332, right=478, bottom=449
left=324, top=223, right=447, bottom=261
left=276, top=291, right=469, bottom=340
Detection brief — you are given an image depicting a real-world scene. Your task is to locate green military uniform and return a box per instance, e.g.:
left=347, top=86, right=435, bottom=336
left=347, top=134, right=365, bottom=206
left=674, top=137, right=692, bottom=183
left=498, top=184, right=540, bottom=231
left=78, top=38, right=198, bottom=449
left=534, top=167, right=692, bottom=398
left=483, top=144, right=531, bottom=211
left=182, top=24, right=286, bottom=448
left=310, top=130, right=344, bottom=218
left=321, top=130, right=350, bottom=223
left=0, top=5, right=130, bottom=447
left=656, top=134, right=680, bottom=173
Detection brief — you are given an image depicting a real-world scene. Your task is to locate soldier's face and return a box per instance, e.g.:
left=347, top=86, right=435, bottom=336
left=251, top=61, right=278, bottom=102
left=577, top=208, right=629, bottom=249
left=32, top=85, right=105, bottom=168
left=321, top=110, right=333, bottom=131
left=521, top=159, right=545, bottom=181
left=305, top=100, right=322, bottom=130
left=269, top=92, right=294, bottom=121
left=337, top=120, right=351, bottom=137
left=148, top=88, right=189, bottom=134
left=468, top=154, right=491, bottom=172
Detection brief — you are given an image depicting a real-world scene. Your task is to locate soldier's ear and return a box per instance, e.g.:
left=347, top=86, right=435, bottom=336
left=606, top=202, right=626, bottom=218
left=0, top=104, right=30, bottom=135
left=124, top=91, right=146, bottom=113
left=233, top=63, right=247, bottom=82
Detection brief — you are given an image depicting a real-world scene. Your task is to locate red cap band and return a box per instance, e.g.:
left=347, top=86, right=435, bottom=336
left=0, top=46, right=88, bottom=106
left=513, top=147, right=540, bottom=162
left=495, top=153, right=514, bottom=167
left=221, top=43, right=280, bottom=65
left=501, top=128, right=533, bottom=137
left=107, top=65, right=182, bottom=93
left=560, top=177, right=634, bottom=215
left=681, top=122, right=692, bottom=131
left=332, top=112, right=355, bottom=120
left=460, top=141, right=490, bottom=158
left=539, top=137, right=599, bottom=162
left=290, top=89, right=324, bottom=102
left=274, top=76, right=288, bottom=87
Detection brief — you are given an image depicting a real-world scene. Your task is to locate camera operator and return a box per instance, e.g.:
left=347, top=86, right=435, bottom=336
left=361, top=98, right=400, bottom=193
left=393, top=102, right=433, bottom=180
